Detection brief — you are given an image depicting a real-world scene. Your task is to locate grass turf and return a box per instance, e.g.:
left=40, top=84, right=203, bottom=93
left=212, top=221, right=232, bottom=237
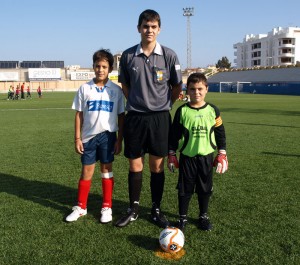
left=0, top=92, right=299, bottom=265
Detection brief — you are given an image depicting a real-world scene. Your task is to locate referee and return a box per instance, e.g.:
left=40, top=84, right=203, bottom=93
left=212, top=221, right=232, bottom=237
left=115, top=9, right=182, bottom=228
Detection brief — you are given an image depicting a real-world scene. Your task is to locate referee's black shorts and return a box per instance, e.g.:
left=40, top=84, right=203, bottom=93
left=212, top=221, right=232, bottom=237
left=177, top=153, right=214, bottom=196
left=124, top=111, right=171, bottom=159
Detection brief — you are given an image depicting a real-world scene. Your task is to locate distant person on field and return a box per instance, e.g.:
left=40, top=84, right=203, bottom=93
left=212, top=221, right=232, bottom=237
left=7, top=85, right=14, bottom=100
left=37, top=86, right=42, bottom=98
left=115, top=9, right=182, bottom=228
left=26, top=86, right=32, bottom=99
left=21, top=82, right=25, bottom=99
left=66, top=49, right=125, bottom=224
left=168, top=73, right=228, bottom=233
left=15, top=85, right=20, bottom=100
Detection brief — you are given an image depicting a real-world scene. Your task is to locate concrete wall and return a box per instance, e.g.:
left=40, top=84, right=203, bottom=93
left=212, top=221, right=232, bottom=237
left=0, top=71, right=188, bottom=93
left=1, top=80, right=92, bottom=93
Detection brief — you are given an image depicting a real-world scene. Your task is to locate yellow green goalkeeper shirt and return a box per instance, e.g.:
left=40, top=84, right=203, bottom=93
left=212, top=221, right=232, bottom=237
left=169, top=102, right=226, bottom=157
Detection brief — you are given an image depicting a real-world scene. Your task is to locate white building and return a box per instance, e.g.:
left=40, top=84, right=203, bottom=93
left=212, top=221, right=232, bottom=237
left=233, top=27, right=300, bottom=68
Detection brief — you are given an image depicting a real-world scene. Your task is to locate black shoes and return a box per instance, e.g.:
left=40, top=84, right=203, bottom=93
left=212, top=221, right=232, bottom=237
left=176, top=218, right=188, bottom=233
left=115, top=208, right=138, bottom=227
left=151, top=207, right=169, bottom=228
left=198, top=214, right=212, bottom=231
left=175, top=214, right=212, bottom=232
left=115, top=209, right=212, bottom=231
left=115, top=205, right=169, bottom=228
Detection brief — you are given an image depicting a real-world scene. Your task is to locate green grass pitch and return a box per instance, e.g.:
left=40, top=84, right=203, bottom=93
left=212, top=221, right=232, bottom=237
left=0, top=92, right=299, bottom=265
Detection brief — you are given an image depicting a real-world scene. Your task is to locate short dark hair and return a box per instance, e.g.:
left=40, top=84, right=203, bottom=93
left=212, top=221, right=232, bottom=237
left=187, top=73, right=208, bottom=88
left=138, top=9, right=161, bottom=27
left=92, top=49, right=114, bottom=68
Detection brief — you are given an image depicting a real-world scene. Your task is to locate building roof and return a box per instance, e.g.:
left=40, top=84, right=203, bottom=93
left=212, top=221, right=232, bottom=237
left=207, top=67, right=300, bottom=83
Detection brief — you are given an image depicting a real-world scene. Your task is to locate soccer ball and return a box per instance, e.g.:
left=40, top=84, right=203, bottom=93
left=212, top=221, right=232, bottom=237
left=159, top=227, right=185, bottom=253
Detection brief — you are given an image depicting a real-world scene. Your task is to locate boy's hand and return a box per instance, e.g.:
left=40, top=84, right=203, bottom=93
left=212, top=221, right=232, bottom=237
left=75, top=139, right=84, bottom=154
left=213, top=150, right=228, bottom=174
left=168, top=150, right=179, bottom=172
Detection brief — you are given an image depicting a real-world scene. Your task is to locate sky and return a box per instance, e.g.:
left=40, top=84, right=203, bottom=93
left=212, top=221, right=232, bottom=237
left=1, top=0, right=300, bottom=69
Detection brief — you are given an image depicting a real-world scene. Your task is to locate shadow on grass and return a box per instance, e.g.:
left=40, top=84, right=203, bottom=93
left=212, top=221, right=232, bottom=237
left=0, top=172, right=131, bottom=221
left=227, top=121, right=299, bottom=128
left=223, top=108, right=300, bottom=116
left=262, top=151, right=300, bottom=158
left=0, top=172, right=178, bottom=224
left=128, top=235, right=158, bottom=251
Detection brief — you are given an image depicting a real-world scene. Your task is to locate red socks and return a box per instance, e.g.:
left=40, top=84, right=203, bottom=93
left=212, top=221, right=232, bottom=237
left=77, top=179, right=91, bottom=209
left=102, top=177, right=114, bottom=208
left=77, top=173, right=114, bottom=209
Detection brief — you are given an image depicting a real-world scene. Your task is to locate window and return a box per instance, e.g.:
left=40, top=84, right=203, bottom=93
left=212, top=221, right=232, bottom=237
left=281, top=48, right=292, bottom=54
left=252, top=59, right=261, bottom=66
left=282, top=39, right=293, bottom=44
left=252, top=43, right=261, bottom=50
left=252, top=51, right=261, bottom=58
left=281, top=57, right=292, bottom=63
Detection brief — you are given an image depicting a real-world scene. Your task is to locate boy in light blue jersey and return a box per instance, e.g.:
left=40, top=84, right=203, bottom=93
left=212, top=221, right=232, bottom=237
left=66, top=49, right=125, bottom=224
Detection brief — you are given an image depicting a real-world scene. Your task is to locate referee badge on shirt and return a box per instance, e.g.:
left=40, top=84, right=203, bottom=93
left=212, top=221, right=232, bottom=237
left=154, top=66, right=163, bottom=81
left=153, top=66, right=167, bottom=83
left=156, top=70, right=163, bottom=81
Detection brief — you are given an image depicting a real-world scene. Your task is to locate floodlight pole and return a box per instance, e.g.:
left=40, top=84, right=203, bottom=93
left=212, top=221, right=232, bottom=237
left=183, top=7, right=194, bottom=69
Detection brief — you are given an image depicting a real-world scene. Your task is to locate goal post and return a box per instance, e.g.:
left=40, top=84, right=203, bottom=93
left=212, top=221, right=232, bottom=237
left=219, top=82, right=232, bottom=93
left=219, top=81, right=252, bottom=93
left=236, top=82, right=251, bottom=93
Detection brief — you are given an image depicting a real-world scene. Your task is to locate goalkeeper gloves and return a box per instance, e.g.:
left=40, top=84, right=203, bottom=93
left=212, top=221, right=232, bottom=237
left=213, top=150, right=228, bottom=174
left=168, top=150, right=179, bottom=172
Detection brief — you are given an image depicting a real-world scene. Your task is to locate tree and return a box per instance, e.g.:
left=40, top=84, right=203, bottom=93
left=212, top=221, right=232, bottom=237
left=216, top=56, right=231, bottom=69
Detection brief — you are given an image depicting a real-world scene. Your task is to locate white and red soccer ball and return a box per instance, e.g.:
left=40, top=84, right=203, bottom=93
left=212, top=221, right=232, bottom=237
left=159, top=227, right=185, bottom=253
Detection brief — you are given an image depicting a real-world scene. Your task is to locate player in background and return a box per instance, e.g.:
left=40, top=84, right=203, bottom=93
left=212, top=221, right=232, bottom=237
left=26, top=85, right=32, bottom=99
left=7, top=85, right=14, bottom=100
left=21, top=82, right=25, bottom=99
left=168, top=73, right=228, bottom=232
left=37, top=86, right=42, bottom=98
left=115, top=9, right=182, bottom=228
left=66, top=49, right=125, bottom=224
left=15, top=85, right=20, bottom=100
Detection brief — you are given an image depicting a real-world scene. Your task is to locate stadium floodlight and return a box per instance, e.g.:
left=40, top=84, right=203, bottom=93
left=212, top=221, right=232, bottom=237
left=183, top=7, right=194, bottom=69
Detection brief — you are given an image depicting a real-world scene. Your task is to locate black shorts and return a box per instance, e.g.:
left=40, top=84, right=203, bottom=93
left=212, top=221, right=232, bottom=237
left=124, top=111, right=171, bottom=159
left=177, top=153, right=214, bottom=196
